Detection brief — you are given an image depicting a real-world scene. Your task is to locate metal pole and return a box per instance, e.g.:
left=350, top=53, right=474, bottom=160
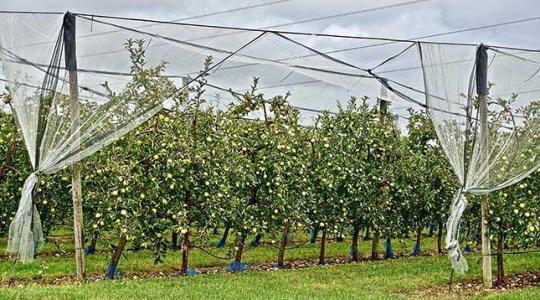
left=63, top=11, right=86, bottom=282
left=476, top=44, right=492, bottom=289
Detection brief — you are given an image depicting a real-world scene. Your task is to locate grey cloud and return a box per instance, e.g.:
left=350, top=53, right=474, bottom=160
left=2, top=0, right=539, bottom=47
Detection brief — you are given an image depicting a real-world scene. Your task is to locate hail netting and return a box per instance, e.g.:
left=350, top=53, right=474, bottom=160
left=1, top=12, right=213, bottom=261
left=0, top=12, right=540, bottom=271
left=420, top=43, right=540, bottom=273
left=0, top=12, right=418, bottom=262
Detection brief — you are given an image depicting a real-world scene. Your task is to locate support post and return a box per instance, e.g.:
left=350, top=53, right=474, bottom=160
left=64, top=12, right=85, bottom=282
left=370, top=88, right=389, bottom=261
left=182, top=76, right=190, bottom=101
left=497, top=230, right=504, bottom=284
left=476, top=44, right=492, bottom=289
left=378, top=85, right=389, bottom=121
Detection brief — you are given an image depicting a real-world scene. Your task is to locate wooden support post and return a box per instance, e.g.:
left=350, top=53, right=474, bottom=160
left=476, top=44, right=492, bottom=289
left=64, top=12, right=85, bottom=282
left=497, top=230, right=504, bottom=283
left=481, top=197, right=492, bottom=288
left=181, top=76, right=190, bottom=104
left=379, top=88, right=389, bottom=122
left=369, top=88, right=389, bottom=261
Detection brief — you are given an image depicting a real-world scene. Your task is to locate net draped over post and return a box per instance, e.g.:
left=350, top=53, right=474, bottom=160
left=420, top=43, right=540, bottom=272
left=0, top=12, right=540, bottom=271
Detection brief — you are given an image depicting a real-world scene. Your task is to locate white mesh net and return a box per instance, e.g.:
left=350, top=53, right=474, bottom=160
left=420, top=43, right=540, bottom=272
left=1, top=12, right=540, bottom=271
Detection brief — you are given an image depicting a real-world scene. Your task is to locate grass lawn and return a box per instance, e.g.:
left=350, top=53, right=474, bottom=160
left=0, top=230, right=439, bottom=280
left=1, top=230, right=539, bottom=299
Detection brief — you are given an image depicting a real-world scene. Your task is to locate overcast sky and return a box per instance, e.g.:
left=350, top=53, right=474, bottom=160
left=2, top=0, right=540, bottom=48
left=2, top=0, right=540, bottom=118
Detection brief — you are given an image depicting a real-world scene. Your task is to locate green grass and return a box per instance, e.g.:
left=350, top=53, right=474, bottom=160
left=2, top=253, right=540, bottom=299
left=1, top=230, right=539, bottom=299
left=480, top=287, right=540, bottom=299
left=0, top=230, right=438, bottom=280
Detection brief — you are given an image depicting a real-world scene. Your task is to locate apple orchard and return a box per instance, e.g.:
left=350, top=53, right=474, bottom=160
left=1, top=40, right=539, bottom=278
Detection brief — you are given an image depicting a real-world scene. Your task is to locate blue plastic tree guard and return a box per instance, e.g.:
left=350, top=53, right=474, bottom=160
left=186, top=268, right=199, bottom=276
left=428, top=224, right=436, bottom=237
left=85, top=245, right=96, bottom=255
left=228, top=261, right=248, bottom=272
left=412, top=243, right=421, bottom=256
left=384, top=238, right=394, bottom=259
left=309, top=228, right=318, bottom=244
left=105, top=263, right=122, bottom=279
left=250, top=234, right=262, bottom=247
left=216, top=236, right=227, bottom=248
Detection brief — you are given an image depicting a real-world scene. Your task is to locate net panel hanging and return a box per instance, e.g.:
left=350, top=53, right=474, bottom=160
left=420, top=43, right=540, bottom=272
left=0, top=11, right=539, bottom=272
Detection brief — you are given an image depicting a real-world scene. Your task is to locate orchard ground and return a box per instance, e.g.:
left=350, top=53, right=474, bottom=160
left=1, top=229, right=540, bottom=299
